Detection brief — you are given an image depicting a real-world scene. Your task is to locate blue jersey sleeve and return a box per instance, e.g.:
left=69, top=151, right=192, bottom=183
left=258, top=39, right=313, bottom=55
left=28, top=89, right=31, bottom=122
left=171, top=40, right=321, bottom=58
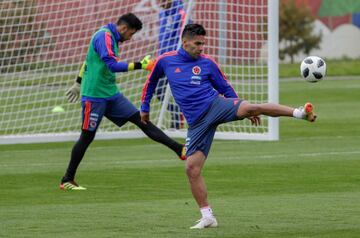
left=208, top=60, right=238, bottom=98
left=93, top=31, right=129, bottom=72
left=140, top=59, right=165, bottom=112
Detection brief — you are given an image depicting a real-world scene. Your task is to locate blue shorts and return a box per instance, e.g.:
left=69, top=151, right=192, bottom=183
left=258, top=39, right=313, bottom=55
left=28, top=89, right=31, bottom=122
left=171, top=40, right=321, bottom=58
left=81, top=93, right=138, bottom=132
left=185, top=96, right=242, bottom=157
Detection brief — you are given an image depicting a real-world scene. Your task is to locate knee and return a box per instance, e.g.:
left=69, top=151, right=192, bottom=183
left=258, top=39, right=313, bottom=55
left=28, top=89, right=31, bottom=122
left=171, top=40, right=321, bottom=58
left=247, top=104, right=260, bottom=115
left=186, top=163, right=201, bottom=179
left=239, top=103, right=260, bottom=117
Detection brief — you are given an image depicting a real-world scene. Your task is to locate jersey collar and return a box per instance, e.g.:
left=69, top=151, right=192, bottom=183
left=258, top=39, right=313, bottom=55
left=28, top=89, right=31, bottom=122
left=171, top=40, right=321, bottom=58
left=178, top=46, right=199, bottom=62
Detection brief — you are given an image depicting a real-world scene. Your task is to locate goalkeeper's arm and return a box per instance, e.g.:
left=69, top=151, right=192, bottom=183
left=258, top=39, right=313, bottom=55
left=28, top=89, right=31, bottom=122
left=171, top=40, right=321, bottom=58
left=65, top=55, right=155, bottom=103
left=102, top=55, right=155, bottom=72
left=96, top=31, right=155, bottom=72
left=65, top=62, right=85, bottom=103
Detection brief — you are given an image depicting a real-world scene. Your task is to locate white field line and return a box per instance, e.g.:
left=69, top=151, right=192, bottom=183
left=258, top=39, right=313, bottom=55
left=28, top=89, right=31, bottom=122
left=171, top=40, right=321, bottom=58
left=0, top=150, right=359, bottom=168
left=1, top=134, right=359, bottom=153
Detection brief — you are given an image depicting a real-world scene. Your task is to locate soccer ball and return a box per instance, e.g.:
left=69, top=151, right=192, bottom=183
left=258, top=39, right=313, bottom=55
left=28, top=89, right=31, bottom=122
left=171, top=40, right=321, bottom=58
left=300, top=56, right=326, bottom=83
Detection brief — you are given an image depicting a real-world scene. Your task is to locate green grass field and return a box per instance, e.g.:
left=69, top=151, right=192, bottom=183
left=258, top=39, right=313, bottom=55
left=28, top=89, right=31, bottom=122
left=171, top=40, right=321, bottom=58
left=0, top=77, right=359, bottom=237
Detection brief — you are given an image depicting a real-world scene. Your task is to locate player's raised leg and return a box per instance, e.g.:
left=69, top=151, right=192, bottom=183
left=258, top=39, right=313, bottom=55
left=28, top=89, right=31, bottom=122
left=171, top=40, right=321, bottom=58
left=236, top=101, right=317, bottom=122
left=128, top=111, right=186, bottom=160
left=106, top=94, right=186, bottom=160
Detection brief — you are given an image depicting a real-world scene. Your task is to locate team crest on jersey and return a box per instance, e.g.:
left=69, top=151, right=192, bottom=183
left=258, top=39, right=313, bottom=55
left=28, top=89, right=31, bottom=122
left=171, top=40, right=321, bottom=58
left=192, top=66, right=201, bottom=75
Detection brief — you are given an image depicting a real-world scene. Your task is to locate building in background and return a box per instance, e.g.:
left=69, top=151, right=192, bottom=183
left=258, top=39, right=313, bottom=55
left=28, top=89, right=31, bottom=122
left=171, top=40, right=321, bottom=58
left=292, top=0, right=360, bottom=60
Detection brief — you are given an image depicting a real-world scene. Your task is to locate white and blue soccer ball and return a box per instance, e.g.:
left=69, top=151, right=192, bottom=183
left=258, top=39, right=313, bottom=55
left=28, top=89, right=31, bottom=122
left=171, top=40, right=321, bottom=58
left=300, top=56, right=326, bottom=83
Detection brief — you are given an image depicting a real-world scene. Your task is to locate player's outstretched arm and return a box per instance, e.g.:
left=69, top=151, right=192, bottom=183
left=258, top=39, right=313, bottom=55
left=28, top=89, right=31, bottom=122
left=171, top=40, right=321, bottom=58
left=140, top=57, right=164, bottom=116
left=95, top=31, right=155, bottom=73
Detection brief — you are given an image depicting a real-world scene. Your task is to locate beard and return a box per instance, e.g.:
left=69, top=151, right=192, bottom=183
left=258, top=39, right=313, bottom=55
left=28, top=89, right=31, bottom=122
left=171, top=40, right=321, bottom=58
left=119, top=33, right=125, bottom=42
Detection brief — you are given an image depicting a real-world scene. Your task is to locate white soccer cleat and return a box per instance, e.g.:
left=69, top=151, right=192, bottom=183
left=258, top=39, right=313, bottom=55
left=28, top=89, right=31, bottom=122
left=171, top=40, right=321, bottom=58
left=190, top=217, right=218, bottom=229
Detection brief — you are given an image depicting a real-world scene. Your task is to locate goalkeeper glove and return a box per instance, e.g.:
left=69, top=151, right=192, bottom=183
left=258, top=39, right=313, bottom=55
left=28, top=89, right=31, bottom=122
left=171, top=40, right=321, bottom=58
left=128, top=55, right=155, bottom=71
left=65, top=76, right=81, bottom=103
left=140, top=55, right=155, bottom=71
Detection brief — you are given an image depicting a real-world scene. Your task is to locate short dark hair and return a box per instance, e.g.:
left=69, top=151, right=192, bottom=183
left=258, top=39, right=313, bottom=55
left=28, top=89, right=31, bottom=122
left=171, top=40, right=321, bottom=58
left=181, top=23, right=206, bottom=39
left=117, top=13, right=142, bottom=31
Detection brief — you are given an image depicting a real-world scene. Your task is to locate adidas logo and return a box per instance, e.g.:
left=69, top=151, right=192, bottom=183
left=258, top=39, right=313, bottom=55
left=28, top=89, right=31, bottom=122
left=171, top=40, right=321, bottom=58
left=175, top=67, right=181, bottom=73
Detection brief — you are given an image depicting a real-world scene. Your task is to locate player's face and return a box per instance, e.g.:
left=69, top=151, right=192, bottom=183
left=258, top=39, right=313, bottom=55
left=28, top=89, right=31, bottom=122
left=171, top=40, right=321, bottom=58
left=183, top=35, right=205, bottom=59
left=117, top=24, right=137, bottom=42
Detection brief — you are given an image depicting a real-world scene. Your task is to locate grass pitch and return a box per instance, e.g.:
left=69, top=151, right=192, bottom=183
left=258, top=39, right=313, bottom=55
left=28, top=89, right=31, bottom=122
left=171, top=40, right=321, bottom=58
left=0, top=77, right=359, bottom=237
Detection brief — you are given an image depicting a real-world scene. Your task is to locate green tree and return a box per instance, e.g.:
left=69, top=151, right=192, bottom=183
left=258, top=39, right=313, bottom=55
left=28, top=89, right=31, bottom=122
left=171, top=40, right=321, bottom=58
left=279, top=0, right=322, bottom=63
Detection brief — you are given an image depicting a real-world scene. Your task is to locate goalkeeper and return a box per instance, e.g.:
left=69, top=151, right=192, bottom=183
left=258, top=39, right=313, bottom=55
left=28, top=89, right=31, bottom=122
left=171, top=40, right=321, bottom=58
left=60, top=13, right=186, bottom=191
left=141, top=23, right=317, bottom=229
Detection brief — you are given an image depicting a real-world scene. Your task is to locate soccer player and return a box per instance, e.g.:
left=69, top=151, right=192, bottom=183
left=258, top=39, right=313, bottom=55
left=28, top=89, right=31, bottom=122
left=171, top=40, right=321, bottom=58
left=155, top=0, right=187, bottom=129
left=140, top=23, right=317, bottom=229
left=61, top=13, right=186, bottom=191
